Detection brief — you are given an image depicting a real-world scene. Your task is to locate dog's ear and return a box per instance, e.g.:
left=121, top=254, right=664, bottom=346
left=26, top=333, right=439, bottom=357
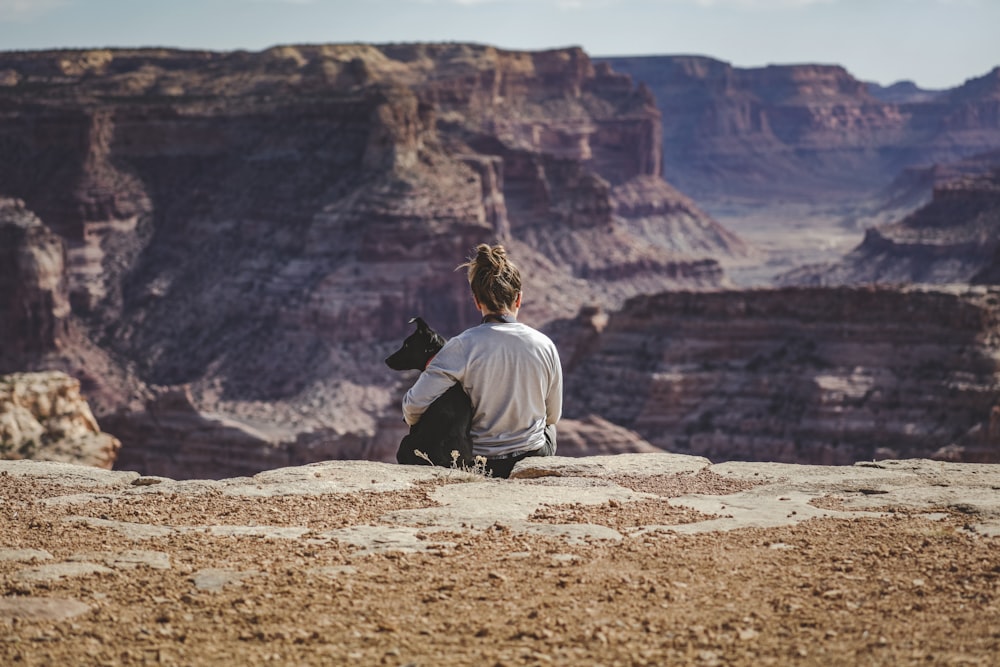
left=409, top=317, right=429, bottom=331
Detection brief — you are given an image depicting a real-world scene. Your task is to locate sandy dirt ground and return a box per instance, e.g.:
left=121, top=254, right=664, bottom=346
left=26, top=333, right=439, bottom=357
left=1, top=469, right=998, bottom=666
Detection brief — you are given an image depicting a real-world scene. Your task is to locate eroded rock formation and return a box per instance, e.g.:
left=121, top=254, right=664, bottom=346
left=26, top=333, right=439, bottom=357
left=552, top=287, right=1000, bottom=464
left=0, top=371, right=120, bottom=468
left=0, top=199, right=70, bottom=361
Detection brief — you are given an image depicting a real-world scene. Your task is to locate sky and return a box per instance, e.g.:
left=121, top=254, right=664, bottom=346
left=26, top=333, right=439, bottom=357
left=0, top=0, right=997, bottom=89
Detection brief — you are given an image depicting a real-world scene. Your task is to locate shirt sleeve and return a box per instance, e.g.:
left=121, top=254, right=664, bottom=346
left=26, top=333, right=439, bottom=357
left=545, top=344, right=563, bottom=426
left=401, top=338, right=466, bottom=426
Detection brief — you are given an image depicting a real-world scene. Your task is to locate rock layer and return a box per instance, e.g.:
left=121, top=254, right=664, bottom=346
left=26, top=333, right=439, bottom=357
left=0, top=371, right=120, bottom=468
left=552, top=287, right=1000, bottom=464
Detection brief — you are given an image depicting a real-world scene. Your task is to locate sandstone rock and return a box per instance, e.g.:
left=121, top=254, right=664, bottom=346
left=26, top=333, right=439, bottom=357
left=14, top=561, right=115, bottom=583
left=0, top=548, right=53, bottom=563
left=0, top=458, right=139, bottom=488
left=0, top=371, right=120, bottom=468
left=68, top=550, right=171, bottom=571
left=190, top=568, right=260, bottom=592
left=0, top=199, right=70, bottom=361
left=62, top=516, right=174, bottom=541
left=511, top=452, right=709, bottom=479
left=0, top=597, right=91, bottom=622
left=321, top=526, right=461, bottom=555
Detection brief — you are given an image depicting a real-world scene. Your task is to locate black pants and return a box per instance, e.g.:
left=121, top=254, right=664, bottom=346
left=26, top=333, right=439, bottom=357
left=485, top=425, right=557, bottom=479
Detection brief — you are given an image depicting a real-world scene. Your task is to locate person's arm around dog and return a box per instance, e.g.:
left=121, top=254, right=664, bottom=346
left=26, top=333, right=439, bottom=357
left=401, top=337, right=467, bottom=426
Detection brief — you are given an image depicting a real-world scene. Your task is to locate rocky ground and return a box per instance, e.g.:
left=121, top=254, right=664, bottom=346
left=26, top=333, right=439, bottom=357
left=2, top=454, right=999, bottom=666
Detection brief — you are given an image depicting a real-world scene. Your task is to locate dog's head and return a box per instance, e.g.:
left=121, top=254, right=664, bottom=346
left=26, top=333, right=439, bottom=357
left=384, top=317, right=448, bottom=371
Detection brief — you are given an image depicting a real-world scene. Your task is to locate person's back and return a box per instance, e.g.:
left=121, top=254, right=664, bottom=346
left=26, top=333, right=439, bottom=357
left=402, top=244, right=562, bottom=477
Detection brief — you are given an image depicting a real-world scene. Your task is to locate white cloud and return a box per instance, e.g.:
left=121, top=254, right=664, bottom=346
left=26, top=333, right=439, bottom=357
left=0, top=0, right=68, bottom=22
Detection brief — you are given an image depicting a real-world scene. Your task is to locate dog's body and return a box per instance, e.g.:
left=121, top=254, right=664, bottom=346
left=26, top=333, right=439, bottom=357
left=385, top=318, right=474, bottom=467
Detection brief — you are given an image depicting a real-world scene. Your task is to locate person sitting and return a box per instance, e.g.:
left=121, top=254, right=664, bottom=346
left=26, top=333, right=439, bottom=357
left=402, top=243, right=562, bottom=478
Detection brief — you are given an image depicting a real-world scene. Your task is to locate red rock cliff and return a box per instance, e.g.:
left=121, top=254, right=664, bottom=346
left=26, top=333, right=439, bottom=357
left=553, top=287, right=1000, bottom=464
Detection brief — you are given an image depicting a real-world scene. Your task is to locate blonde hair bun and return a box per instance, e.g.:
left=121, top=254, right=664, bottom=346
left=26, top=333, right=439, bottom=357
left=461, top=243, right=522, bottom=314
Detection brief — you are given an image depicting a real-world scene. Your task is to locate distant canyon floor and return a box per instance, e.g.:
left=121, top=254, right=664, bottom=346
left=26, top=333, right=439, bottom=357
left=710, top=202, right=867, bottom=287
left=2, top=454, right=998, bottom=666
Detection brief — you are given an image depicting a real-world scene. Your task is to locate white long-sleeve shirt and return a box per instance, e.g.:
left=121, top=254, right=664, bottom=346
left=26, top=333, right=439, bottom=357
left=402, top=320, right=562, bottom=459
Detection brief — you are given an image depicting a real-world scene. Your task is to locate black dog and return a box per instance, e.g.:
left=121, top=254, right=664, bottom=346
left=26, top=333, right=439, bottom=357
left=385, top=317, right=474, bottom=468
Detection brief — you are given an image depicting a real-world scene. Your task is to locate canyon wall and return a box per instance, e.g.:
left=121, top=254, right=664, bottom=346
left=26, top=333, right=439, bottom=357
left=0, top=45, right=741, bottom=477
left=552, top=287, right=1000, bottom=464
left=786, top=166, right=1000, bottom=286
left=598, top=57, right=1000, bottom=202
